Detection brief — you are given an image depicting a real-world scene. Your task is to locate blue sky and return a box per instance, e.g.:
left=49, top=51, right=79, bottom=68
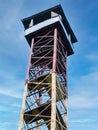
left=0, top=0, right=98, bottom=130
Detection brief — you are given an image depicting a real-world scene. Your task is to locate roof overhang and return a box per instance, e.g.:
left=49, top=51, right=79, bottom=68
left=24, top=16, right=74, bottom=52
left=22, top=4, right=77, bottom=44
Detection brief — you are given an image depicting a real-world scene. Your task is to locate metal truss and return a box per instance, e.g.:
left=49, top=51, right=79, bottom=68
left=19, top=28, right=68, bottom=130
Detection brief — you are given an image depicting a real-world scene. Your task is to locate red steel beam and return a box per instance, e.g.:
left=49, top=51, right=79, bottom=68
left=25, top=38, right=34, bottom=82
left=52, top=28, right=58, bottom=72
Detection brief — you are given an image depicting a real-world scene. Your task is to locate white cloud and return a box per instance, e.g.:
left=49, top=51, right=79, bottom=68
left=86, top=54, right=98, bottom=62
left=0, top=88, right=22, bottom=99
left=69, top=94, right=98, bottom=109
left=0, top=69, right=24, bottom=99
left=0, top=1, right=24, bottom=31
left=0, top=122, right=18, bottom=130
left=80, top=71, right=98, bottom=83
left=0, top=106, right=8, bottom=112
left=70, top=118, right=98, bottom=123
left=69, top=71, right=98, bottom=109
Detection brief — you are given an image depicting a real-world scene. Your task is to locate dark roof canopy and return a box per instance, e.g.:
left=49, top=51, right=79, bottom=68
left=22, top=4, right=77, bottom=43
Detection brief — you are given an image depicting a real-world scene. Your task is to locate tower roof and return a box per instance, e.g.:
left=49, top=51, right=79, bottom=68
left=22, top=4, right=77, bottom=43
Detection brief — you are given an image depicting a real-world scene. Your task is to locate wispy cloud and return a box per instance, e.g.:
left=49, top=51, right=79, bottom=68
left=0, top=68, right=24, bottom=99
left=69, top=71, right=98, bottom=109
left=86, top=54, right=98, bottom=62
left=70, top=118, right=98, bottom=123
left=0, top=106, right=9, bottom=112
left=69, top=93, right=98, bottom=109
left=0, top=87, right=22, bottom=99
left=0, top=0, right=24, bottom=31
left=0, top=122, right=18, bottom=130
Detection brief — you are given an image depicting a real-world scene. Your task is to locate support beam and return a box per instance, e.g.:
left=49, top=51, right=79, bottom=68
left=18, top=84, right=28, bottom=130
left=51, top=28, right=58, bottom=130
left=26, top=38, right=34, bottom=82
left=51, top=73, right=56, bottom=130
left=19, top=38, right=34, bottom=130
left=65, top=51, right=68, bottom=128
left=52, top=28, right=57, bottom=71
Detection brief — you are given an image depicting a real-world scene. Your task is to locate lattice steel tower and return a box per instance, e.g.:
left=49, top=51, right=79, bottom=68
left=19, top=5, right=77, bottom=130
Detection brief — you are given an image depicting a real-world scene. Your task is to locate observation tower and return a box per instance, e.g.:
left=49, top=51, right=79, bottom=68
left=19, top=5, right=77, bottom=130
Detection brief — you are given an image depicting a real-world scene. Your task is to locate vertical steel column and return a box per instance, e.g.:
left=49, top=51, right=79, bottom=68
left=18, top=84, right=27, bottom=130
left=18, top=38, right=34, bottom=130
left=26, top=38, right=34, bottom=82
left=52, top=28, right=57, bottom=71
left=51, top=28, right=57, bottom=130
left=65, top=51, right=68, bottom=128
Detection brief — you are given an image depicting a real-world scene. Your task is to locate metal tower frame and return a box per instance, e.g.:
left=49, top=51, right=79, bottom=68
left=19, top=5, right=77, bottom=130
